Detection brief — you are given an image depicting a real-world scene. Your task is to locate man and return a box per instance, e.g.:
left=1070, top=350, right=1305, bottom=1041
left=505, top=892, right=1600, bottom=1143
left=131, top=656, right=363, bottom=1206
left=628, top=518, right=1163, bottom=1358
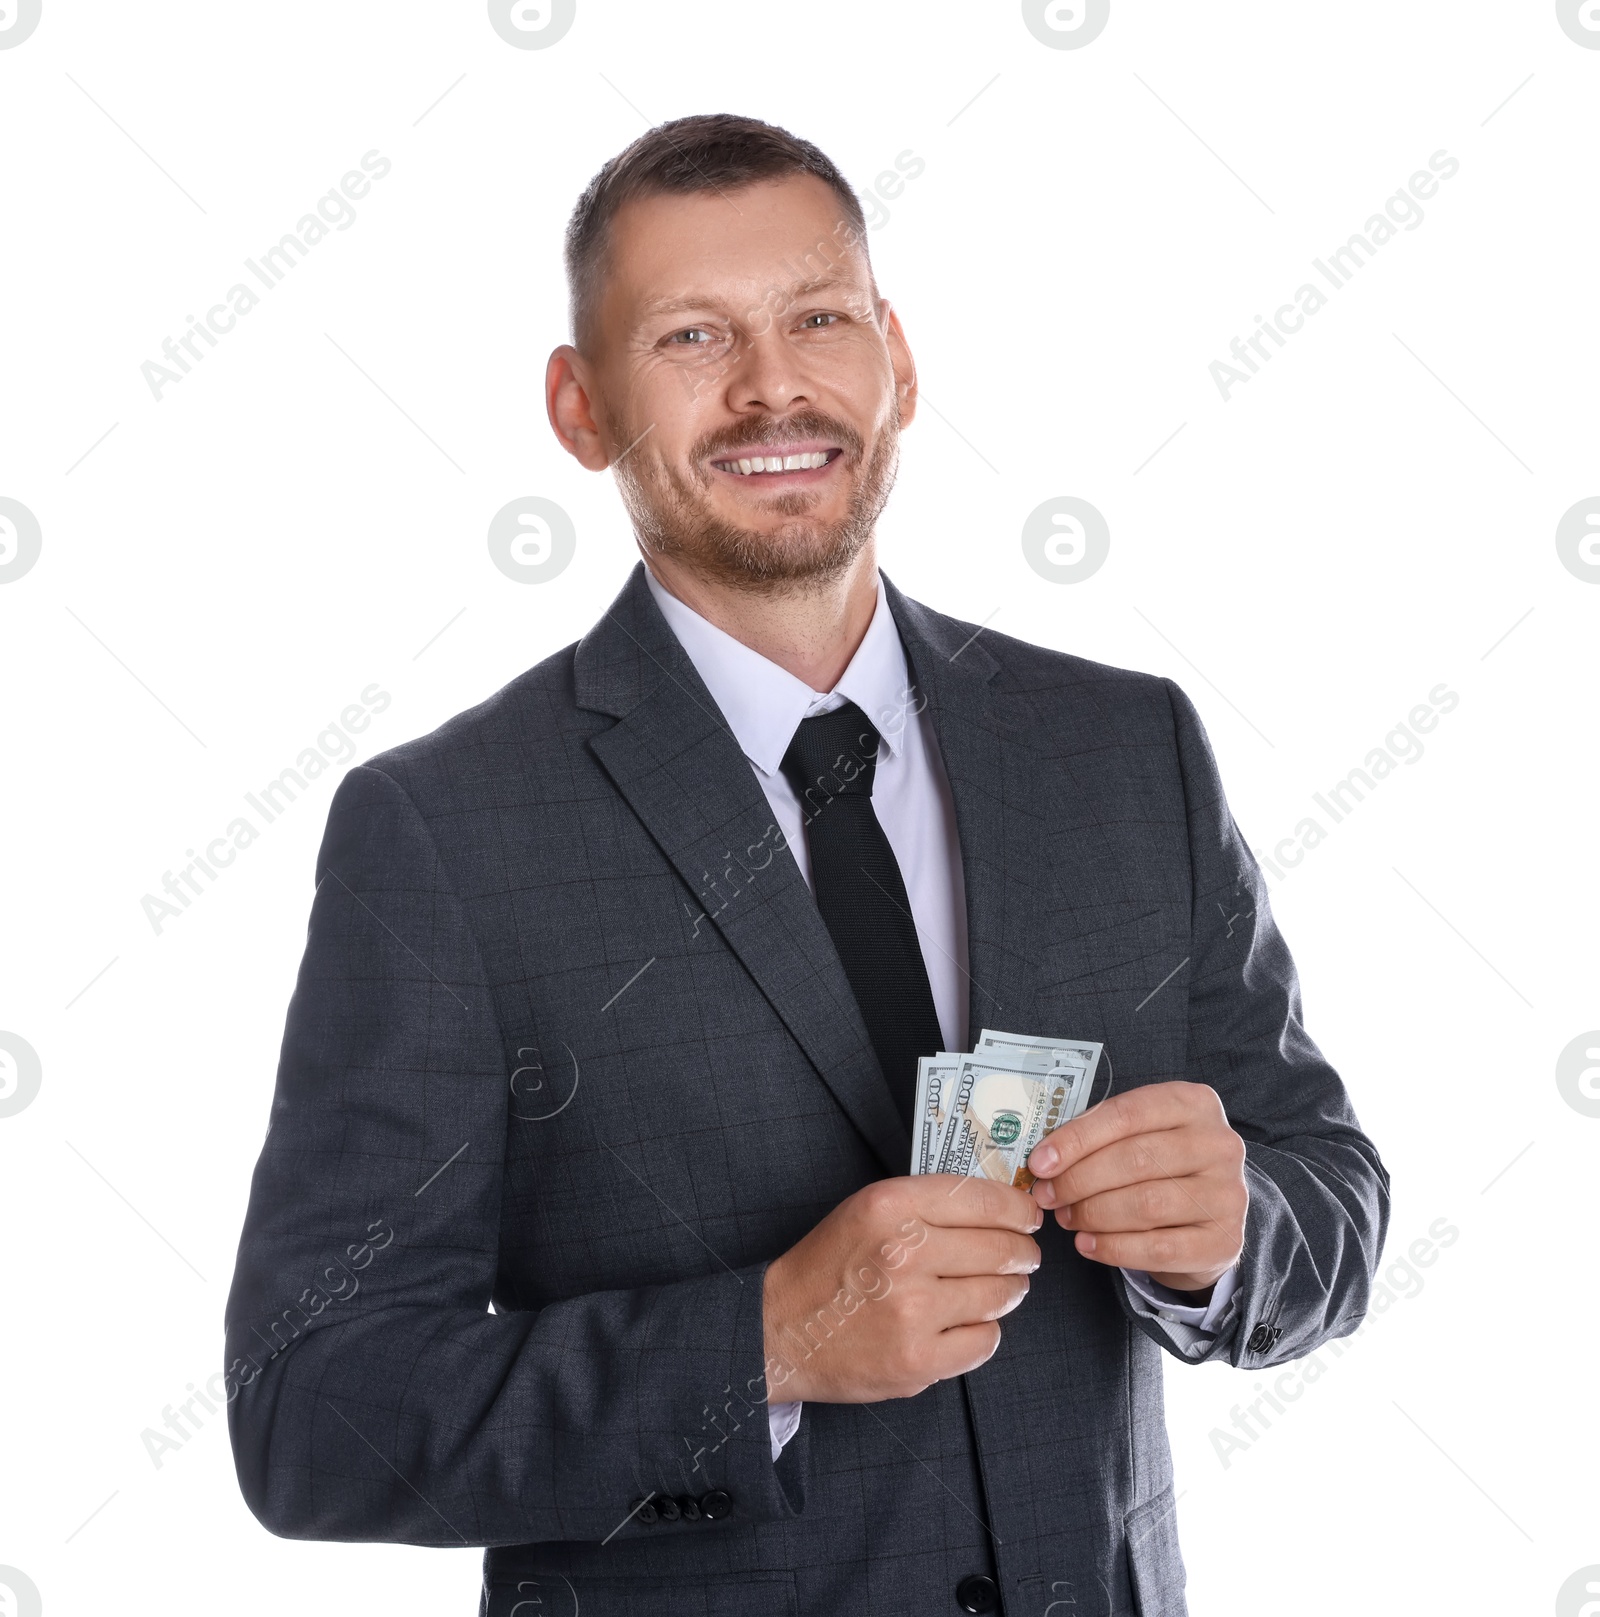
left=225, top=114, right=1388, bottom=1617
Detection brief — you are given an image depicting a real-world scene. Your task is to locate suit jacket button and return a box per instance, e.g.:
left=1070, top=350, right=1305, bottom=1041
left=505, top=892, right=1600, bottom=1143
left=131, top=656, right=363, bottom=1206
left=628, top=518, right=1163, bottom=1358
left=1247, top=1323, right=1272, bottom=1352
left=677, top=1494, right=702, bottom=1522
left=955, top=1573, right=999, bottom=1613
left=657, top=1495, right=681, bottom=1523
left=632, top=1498, right=658, bottom=1526
left=699, top=1488, right=732, bottom=1520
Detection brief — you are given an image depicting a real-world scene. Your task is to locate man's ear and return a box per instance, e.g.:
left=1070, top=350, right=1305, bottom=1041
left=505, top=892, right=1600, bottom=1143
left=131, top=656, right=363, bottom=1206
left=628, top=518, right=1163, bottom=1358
left=881, top=302, right=918, bottom=429
left=546, top=345, right=610, bottom=471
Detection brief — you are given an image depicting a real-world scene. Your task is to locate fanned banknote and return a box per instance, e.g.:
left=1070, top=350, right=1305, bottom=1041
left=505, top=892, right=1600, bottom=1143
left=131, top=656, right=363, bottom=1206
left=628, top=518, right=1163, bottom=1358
left=974, top=1028, right=1102, bottom=1086
left=909, top=1030, right=1104, bottom=1188
left=913, top=1055, right=959, bottom=1175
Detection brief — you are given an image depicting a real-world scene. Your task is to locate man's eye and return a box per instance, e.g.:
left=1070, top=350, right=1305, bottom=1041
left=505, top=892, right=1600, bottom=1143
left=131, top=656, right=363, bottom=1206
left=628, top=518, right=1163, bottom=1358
left=668, top=327, right=716, bottom=346
left=800, top=313, right=840, bottom=329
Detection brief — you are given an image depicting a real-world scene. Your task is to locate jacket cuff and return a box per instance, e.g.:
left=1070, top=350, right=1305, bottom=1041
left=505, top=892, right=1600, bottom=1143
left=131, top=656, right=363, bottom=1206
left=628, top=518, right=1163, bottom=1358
left=605, top=1258, right=805, bottom=1542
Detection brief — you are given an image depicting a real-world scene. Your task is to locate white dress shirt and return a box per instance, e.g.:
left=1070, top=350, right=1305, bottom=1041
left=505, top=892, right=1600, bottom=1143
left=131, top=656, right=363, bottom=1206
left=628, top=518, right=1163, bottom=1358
left=644, top=567, right=1239, bottom=1461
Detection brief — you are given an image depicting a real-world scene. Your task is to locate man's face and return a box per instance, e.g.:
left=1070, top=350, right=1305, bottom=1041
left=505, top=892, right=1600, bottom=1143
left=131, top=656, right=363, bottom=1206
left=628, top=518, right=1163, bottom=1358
left=562, top=173, right=916, bottom=591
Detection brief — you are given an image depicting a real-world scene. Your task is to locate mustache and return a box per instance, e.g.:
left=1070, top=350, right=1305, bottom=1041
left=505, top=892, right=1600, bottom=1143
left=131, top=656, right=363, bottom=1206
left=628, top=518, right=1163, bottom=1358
left=693, top=411, right=864, bottom=464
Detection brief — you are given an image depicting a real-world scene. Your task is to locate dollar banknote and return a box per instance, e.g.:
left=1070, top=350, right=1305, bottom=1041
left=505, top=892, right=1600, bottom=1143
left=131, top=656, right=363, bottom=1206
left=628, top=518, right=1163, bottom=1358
left=909, top=1030, right=1104, bottom=1188
left=913, top=1055, right=959, bottom=1175
left=974, top=1028, right=1102, bottom=1087
left=931, top=1059, right=1081, bottom=1189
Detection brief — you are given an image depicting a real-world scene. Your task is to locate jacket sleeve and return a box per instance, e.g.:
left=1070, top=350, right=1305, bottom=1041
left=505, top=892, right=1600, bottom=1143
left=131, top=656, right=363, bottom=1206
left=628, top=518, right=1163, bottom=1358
left=223, top=764, right=798, bottom=1546
left=1114, top=680, right=1391, bottom=1368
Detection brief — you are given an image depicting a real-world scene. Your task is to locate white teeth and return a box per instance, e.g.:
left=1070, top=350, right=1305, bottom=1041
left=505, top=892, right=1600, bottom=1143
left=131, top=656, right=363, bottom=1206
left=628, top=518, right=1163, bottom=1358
left=716, top=450, right=831, bottom=475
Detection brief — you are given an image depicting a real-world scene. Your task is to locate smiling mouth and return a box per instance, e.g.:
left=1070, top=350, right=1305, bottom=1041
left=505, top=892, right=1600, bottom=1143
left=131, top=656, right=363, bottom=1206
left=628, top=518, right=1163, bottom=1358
left=709, top=447, right=843, bottom=479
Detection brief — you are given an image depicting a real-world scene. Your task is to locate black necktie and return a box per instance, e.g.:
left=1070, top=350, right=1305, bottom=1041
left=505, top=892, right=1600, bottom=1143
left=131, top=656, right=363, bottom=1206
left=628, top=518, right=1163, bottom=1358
left=780, top=700, right=945, bottom=1131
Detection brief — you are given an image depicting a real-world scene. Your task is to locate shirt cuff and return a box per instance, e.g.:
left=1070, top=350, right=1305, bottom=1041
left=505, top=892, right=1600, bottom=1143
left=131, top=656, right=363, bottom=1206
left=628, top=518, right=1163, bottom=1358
left=768, top=1399, right=803, bottom=1461
left=1120, top=1264, right=1240, bottom=1351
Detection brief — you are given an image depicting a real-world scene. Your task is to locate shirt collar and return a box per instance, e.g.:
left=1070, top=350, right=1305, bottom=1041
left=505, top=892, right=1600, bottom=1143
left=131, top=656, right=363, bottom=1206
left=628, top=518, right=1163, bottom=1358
left=643, top=565, right=913, bottom=779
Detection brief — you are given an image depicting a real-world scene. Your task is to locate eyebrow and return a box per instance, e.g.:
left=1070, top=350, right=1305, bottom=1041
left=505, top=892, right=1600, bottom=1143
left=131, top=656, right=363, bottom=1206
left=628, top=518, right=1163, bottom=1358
left=635, top=271, right=858, bottom=325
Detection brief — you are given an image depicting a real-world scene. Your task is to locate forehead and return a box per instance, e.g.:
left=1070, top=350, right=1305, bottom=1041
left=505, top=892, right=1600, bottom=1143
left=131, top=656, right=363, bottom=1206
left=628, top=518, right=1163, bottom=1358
left=601, top=172, right=873, bottom=325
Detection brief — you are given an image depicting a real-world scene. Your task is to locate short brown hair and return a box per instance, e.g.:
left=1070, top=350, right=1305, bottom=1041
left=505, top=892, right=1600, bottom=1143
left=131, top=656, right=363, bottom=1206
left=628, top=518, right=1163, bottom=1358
left=563, top=112, right=873, bottom=351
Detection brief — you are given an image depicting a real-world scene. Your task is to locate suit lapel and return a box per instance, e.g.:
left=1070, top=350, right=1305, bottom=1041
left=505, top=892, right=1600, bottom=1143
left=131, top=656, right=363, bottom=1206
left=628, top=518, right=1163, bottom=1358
left=577, top=565, right=910, bottom=1177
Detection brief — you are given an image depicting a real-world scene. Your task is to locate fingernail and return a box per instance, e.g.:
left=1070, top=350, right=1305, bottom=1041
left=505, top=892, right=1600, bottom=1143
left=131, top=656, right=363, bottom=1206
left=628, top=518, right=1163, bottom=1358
left=1078, top=1233, right=1097, bottom=1254
left=1031, top=1145, right=1058, bottom=1176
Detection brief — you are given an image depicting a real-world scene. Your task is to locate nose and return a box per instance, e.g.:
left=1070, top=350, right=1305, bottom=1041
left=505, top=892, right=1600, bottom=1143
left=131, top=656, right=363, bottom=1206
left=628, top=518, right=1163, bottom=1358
left=722, top=326, right=815, bottom=418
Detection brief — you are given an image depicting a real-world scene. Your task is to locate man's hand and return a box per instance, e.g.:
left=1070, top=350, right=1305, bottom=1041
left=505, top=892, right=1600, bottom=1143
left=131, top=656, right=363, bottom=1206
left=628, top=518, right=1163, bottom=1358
left=762, top=1176, right=1041, bottom=1404
left=1026, top=1081, right=1247, bottom=1295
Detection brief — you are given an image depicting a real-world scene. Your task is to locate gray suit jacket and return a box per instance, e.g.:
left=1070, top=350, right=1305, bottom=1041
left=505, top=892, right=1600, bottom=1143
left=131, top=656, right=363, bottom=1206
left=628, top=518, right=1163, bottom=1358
left=224, top=564, right=1388, bottom=1617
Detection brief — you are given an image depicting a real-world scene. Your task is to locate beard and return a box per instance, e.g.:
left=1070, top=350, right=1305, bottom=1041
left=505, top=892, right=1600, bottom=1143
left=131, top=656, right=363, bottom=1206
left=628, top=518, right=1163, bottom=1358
left=608, top=400, right=901, bottom=593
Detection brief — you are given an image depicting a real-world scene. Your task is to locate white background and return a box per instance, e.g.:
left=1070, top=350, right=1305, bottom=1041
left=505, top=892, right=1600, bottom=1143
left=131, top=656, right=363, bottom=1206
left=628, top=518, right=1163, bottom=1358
left=1, top=2, right=1596, bottom=1613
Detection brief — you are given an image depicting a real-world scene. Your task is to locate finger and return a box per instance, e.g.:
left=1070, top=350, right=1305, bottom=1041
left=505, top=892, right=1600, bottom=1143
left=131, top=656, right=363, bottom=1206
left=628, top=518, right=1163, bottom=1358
left=923, top=1321, right=1003, bottom=1383
left=921, top=1225, right=1041, bottom=1278
left=1031, top=1129, right=1213, bottom=1209
left=1065, top=1223, right=1235, bottom=1276
left=929, top=1272, right=1031, bottom=1332
left=1027, top=1081, right=1220, bottom=1179
left=1054, top=1176, right=1211, bottom=1234
left=910, top=1173, right=1044, bottom=1234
